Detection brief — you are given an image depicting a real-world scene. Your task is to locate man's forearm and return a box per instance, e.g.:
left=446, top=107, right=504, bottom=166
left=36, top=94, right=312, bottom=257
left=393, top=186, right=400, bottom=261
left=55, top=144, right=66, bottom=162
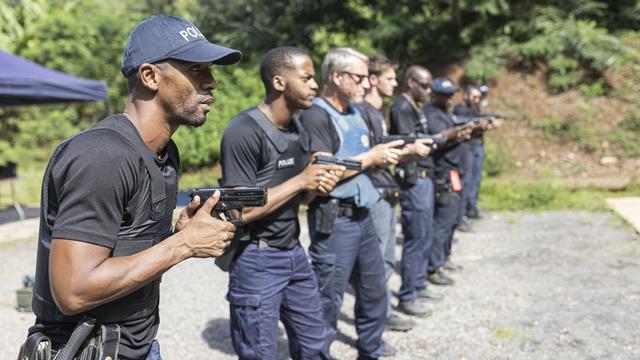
left=50, top=235, right=192, bottom=315
left=240, top=176, right=304, bottom=223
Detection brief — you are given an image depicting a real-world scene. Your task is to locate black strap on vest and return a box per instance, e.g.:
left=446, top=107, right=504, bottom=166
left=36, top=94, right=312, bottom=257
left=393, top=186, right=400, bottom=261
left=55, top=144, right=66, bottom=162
left=245, top=108, right=309, bottom=153
left=93, top=115, right=167, bottom=220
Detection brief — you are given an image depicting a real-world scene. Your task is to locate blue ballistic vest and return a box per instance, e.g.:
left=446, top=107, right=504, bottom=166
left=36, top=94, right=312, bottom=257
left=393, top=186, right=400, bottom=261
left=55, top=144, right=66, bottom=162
left=313, top=98, right=379, bottom=209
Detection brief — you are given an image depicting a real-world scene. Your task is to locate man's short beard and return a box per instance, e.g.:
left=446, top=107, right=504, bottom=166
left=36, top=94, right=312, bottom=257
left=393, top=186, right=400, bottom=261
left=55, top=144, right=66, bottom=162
left=164, top=100, right=206, bottom=128
left=283, top=87, right=310, bottom=111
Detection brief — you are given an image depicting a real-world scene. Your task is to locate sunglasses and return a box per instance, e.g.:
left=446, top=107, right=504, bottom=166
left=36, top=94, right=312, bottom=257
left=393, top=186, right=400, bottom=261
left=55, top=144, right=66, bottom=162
left=342, top=71, right=369, bottom=85
left=413, top=79, right=431, bottom=90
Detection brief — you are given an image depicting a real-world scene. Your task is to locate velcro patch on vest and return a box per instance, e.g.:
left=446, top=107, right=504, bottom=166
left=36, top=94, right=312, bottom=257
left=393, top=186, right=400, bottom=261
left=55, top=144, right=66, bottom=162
left=277, top=157, right=295, bottom=170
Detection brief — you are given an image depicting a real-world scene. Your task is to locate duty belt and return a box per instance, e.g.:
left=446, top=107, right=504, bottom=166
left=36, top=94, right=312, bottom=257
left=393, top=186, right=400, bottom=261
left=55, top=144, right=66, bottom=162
left=418, top=168, right=431, bottom=178
left=377, top=187, right=402, bottom=205
left=337, top=199, right=368, bottom=219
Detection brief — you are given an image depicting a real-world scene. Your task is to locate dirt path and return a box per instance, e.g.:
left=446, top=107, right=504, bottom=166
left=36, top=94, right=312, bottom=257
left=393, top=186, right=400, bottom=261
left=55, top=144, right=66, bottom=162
left=1, top=211, right=638, bottom=359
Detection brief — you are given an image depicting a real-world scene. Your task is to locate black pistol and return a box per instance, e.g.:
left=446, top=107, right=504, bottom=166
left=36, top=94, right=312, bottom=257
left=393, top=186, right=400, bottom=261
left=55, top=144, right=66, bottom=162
left=378, top=134, right=446, bottom=148
left=188, top=187, right=268, bottom=272
left=313, top=154, right=362, bottom=171
left=189, top=187, right=267, bottom=225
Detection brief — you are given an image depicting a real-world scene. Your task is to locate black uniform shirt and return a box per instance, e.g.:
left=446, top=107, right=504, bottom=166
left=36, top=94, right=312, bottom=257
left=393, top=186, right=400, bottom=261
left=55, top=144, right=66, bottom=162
left=390, top=95, right=434, bottom=170
left=354, top=100, right=398, bottom=188
left=30, top=126, right=177, bottom=359
left=220, top=110, right=308, bottom=248
left=424, top=102, right=464, bottom=173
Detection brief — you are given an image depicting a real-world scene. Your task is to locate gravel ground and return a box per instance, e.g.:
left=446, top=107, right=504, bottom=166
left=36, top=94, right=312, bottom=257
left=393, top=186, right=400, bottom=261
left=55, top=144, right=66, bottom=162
left=1, top=210, right=639, bottom=359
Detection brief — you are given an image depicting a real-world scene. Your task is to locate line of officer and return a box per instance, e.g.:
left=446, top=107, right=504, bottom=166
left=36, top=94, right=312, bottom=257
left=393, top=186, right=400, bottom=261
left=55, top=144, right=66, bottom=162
left=354, top=55, right=430, bottom=332
left=298, top=47, right=404, bottom=359
left=219, top=47, right=346, bottom=359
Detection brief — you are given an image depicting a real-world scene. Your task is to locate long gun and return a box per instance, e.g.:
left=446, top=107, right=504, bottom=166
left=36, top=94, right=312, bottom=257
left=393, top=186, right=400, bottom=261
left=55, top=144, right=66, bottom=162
left=453, top=112, right=507, bottom=125
left=378, top=134, right=447, bottom=148
left=188, top=187, right=268, bottom=271
left=313, top=154, right=362, bottom=170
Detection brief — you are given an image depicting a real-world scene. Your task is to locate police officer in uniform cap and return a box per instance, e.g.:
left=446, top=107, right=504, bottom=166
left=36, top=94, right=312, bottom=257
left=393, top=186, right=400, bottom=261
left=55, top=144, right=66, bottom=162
left=389, top=65, right=445, bottom=317
left=219, top=47, right=343, bottom=360
left=299, top=47, right=403, bottom=359
left=453, top=85, right=483, bottom=222
left=19, top=15, right=239, bottom=360
left=424, top=77, right=476, bottom=286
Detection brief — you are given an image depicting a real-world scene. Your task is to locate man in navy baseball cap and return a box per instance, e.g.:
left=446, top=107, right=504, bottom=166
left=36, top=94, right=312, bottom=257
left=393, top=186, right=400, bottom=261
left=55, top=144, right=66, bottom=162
left=18, top=15, right=241, bottom=360
left=122, top=15, right=242, bottom=77
left=431, top=77, right=459, bottom=95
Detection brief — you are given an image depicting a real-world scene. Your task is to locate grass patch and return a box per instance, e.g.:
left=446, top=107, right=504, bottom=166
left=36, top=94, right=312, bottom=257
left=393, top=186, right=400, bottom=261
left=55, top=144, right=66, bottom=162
left=493, top=327, right=527, bottom=341
left=479, top=178, right=640, bottom=211
left=0, top=163, right=46, bottom=209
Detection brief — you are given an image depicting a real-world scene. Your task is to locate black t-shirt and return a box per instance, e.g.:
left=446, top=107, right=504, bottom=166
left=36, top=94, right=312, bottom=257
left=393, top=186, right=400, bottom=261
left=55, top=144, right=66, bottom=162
left=30, top=124, right=178, bottom=359
left=389, top=95, right=434, bottom=170
left=424, top=102, right=464, bottom=173
left=220, top=110, right=307, bottom=248
left=298, top=103, right=341, bottom=154
left=354, top=100, right=398, bottom=188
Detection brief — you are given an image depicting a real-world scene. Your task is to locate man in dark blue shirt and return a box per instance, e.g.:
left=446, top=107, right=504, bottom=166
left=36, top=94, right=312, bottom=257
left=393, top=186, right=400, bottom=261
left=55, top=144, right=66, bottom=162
left=424, top=78, right=481, bottom=285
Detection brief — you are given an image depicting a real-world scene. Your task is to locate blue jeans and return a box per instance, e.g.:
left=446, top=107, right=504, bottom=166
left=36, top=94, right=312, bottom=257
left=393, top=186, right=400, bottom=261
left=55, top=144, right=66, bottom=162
left=308, top=210, right=387, bottom=359
left=370, top=197, right=397, bottom=316
left=227, top=243, right=328, bottom=360
left=145, top=340, right=162, bottom=360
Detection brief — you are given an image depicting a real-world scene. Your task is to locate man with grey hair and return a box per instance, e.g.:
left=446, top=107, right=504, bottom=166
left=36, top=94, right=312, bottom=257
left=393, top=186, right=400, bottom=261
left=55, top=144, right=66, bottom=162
left=299, top=47, right=404, bottom=359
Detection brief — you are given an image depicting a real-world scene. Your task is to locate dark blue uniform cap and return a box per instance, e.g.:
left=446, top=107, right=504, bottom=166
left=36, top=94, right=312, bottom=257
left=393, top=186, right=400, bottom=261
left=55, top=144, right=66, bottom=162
left=478, top=84, right=489, bottom=97
left=431, top=77, right=459, bottom=95
left=121, top=15, right=242, bottom=77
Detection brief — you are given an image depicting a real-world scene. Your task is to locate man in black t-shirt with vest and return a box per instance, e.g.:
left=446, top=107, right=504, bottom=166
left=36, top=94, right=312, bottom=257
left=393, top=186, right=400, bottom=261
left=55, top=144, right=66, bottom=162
left=389, top=65, right=446, bottom=317
left=21, top=15, right=239, bottom=360
left=220, top=47, right=343, bottom=360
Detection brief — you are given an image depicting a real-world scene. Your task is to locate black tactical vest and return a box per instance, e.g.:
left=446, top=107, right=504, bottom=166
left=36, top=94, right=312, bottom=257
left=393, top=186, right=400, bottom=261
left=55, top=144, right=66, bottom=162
left=32, top=115, right=179, bottom=324
left=243, top=108, right=309, bottom=246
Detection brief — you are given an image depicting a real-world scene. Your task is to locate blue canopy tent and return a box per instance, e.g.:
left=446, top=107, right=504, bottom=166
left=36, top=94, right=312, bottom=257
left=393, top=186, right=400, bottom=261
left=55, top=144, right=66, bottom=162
left=0, top=49, right=108, bottom=105
left=0, top=50, right=108, bottom=221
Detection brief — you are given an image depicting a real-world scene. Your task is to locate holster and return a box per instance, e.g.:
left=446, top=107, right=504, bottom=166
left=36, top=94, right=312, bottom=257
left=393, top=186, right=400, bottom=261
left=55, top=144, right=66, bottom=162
left=434, top=177, right=454, bottom=207
left=377, top=187, right=402, bottom=206
left=314, top=198, right=340, bottom=235
left=17, top=319, right=120, bottom=360
left=395, top=161, right=419, bottom=187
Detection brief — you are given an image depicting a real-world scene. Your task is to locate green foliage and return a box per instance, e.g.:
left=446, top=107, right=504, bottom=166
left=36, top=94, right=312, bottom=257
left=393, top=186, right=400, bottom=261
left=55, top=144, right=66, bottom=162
left=609, top=104, right=640, bottom=157
left=482, top=141, right=513, bottom=178
left=478, top=178, right=637, bottom=211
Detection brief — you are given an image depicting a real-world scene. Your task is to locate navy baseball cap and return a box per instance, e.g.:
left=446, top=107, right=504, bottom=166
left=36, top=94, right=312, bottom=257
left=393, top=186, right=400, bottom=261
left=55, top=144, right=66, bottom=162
left=121, top=15, right=242, bottom=77
left=431, top=77, right=459, bottom=95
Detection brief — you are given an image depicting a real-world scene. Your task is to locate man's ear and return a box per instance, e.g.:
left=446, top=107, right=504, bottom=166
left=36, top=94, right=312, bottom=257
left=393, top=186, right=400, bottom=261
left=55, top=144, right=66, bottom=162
left=331, top=71, right=343, bottom=87
left=272, top=75, right=286, bottom=92
left=139, top=63, right=160, bottom=92
left=369, top=74, right=378, bottom=87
